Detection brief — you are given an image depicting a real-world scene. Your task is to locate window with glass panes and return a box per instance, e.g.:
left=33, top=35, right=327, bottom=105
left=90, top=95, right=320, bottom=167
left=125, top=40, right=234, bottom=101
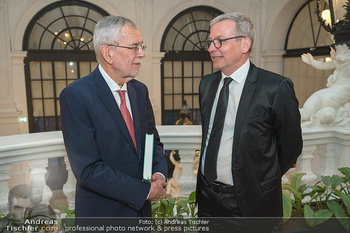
left=23, top=1, right=108, bottom=132
left=161, top=6, right=223, bottom=125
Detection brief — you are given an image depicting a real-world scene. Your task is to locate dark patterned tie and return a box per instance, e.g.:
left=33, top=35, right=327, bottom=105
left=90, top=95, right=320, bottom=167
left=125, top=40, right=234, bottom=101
left=117, top=90, right=137, bottom=150
left=204, top=77, right=233, bottom=184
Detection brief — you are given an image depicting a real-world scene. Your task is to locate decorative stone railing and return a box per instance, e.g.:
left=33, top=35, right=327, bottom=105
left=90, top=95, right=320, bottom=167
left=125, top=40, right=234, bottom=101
left=0, top=126, right=349, bottom=214
left=0, top=131, right=67, bottom=214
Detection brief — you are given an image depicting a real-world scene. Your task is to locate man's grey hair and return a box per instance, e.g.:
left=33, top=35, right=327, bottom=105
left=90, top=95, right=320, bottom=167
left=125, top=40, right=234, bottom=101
left=210, top=13, right=256, bottom=52
left=93, top=15, right=137, bottom=62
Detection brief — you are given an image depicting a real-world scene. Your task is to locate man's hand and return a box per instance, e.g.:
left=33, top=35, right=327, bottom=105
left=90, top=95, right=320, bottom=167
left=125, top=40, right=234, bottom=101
left=151, top=173, right=166, bottom=183
left=147, top=174, right=167, bottom=202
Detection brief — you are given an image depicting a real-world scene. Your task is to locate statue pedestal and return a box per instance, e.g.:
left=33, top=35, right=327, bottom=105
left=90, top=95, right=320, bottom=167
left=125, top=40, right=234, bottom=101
left=158, top=125, right=201, bottom=197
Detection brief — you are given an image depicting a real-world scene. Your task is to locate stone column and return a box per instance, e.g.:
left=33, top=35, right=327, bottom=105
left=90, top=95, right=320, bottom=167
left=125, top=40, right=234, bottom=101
left=11, top=51, right=29, bottom=134
left=135, top=0, right=152, bottom=86
left=152, top=52, right=165, bottom=124
left=135, top=0, right=164, bottom=125
left=0, top=1, right=20, bottom=136
left=250, top=0, right=268, bottom=66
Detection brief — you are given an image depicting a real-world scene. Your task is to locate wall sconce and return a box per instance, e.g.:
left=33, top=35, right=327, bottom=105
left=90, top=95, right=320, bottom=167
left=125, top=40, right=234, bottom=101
left=316, top=0, right=350, bottom=47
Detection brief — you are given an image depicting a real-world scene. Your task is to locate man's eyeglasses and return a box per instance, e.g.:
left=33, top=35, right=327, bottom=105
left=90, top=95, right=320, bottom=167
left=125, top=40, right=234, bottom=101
left=107, top=44, right=147, bottom=53
left=203, top=36, right=245, bottom=50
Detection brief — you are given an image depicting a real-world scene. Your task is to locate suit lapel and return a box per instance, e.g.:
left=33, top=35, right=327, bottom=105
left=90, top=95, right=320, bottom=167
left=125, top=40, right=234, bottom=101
left=198, top=72, right=221, bottom=171
left=233, top=63, right=258, bottom=151
left=92, top=68, right=138, bottom=155
left=127, top=83, right=141, bottom=159
left=201, top=72, right=221, bottom=144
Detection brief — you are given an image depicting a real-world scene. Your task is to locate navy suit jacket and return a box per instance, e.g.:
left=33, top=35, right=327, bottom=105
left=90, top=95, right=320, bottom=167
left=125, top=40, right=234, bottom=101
left=59, top=67, right=167, bottom=217
left=197, top=63, right=302, bottom=220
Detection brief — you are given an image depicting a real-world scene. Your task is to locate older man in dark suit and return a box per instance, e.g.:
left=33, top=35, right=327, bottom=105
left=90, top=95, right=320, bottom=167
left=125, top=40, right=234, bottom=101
left=60, top=15, right=167, bottom=218
left=196, top=12, right=303, bottom=233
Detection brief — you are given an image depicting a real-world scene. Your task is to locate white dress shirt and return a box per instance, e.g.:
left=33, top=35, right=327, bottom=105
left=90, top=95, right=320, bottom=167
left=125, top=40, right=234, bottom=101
left=98, top=65, right=133, bottom=119
left=201, top=59, right=250, bottom=185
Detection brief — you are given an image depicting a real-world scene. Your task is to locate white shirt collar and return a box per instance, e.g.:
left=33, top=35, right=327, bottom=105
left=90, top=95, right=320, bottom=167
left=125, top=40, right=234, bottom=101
left=98, top=65, right=127, bottom=92
left=221, top=59, right=250, bottom=84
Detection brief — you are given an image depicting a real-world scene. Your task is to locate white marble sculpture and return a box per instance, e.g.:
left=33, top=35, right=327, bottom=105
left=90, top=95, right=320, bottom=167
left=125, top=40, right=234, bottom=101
left=300, top=44, right=350, bottom=127
left=165, top=150, right=182, bottom=198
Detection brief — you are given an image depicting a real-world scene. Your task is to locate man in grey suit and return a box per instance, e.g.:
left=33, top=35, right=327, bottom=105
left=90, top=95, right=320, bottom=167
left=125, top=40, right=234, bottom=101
left=196, top=12, right=303, bottom=233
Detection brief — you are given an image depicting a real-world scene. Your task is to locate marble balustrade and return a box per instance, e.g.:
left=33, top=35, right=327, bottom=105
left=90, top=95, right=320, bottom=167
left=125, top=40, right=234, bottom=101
left=0, top=125, right=349, bottom=214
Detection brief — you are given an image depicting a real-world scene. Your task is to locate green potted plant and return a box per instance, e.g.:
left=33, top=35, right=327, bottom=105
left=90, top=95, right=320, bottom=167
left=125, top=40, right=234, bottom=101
left=279, top=167, right=350, bottom=232
left=151, top=191, right=197, bottom=233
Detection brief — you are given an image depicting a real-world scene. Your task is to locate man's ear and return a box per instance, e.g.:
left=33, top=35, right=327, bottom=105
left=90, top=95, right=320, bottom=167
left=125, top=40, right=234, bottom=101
left=242, top=37, right=251, bottom=54
left=101, top=45, right=114, bottom=65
